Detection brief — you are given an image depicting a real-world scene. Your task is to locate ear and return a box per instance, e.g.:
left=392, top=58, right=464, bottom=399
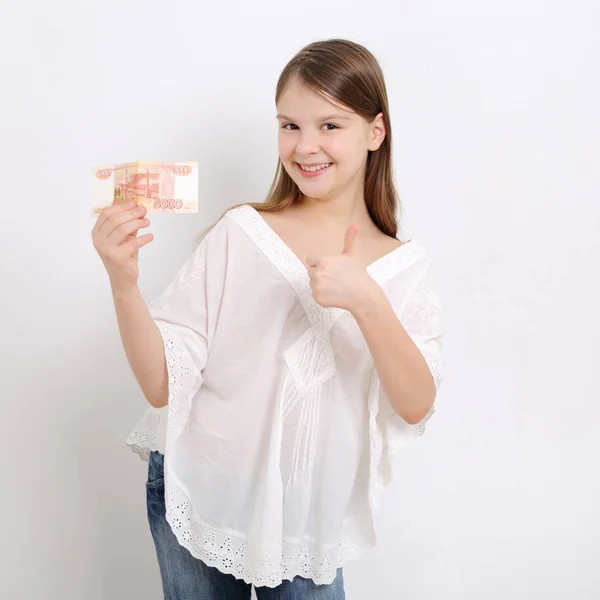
left=367, top=112, right=386, bottom=151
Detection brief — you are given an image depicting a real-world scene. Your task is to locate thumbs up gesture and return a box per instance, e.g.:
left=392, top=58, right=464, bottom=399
left=306, top=224, right=378, bottom=313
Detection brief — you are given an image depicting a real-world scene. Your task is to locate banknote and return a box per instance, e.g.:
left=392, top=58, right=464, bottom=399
left=91, top=161, right=198, bottom=217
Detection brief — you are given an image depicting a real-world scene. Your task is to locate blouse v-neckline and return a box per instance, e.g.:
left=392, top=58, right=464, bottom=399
left=225, top=203, right=426, bottom=330
left=241, top=204, right=422, bottom=286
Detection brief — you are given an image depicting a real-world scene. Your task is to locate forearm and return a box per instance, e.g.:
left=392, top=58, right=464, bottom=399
left=111, top=283, right=168, bottom=408
left=352, top=283, right=435, bottom=424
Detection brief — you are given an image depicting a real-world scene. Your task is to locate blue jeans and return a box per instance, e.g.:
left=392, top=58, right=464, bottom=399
left=146, top=450, right=346, bottom=600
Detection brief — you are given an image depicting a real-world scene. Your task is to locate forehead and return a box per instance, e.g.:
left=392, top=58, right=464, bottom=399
left=276, top=79, right=355, bottom=121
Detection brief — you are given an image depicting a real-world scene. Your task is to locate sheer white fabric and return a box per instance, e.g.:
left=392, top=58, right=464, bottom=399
left=126, top=204, right=445, bottom=587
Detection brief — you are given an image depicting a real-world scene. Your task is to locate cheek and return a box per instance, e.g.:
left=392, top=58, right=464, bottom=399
left=327, top=135, right=356, bottom=160
left=340, top=139, right=369, bottom=171
left=277, top=134, right=294, bottom=159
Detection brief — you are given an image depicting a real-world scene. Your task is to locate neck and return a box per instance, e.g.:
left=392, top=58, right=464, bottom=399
left=296, top=193, right=374, bottom=231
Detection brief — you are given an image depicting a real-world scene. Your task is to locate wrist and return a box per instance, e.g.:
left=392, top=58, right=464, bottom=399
left=351, top=279, right=387, bottom=321
left=110, top=278, right=139, bottom=299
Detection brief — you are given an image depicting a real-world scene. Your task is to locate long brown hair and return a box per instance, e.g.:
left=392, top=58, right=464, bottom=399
left=193, top=38, right=403, bottom=250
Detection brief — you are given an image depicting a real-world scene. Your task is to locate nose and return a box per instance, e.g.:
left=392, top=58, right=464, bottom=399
left=294, top=129, right=321, bottom=156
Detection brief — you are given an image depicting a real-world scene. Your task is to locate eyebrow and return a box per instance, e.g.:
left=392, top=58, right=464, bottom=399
left=275, top=113, right=352, bottom=121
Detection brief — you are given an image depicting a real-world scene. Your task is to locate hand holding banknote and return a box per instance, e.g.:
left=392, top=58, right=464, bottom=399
left=91, top=201, right=153, bottom=290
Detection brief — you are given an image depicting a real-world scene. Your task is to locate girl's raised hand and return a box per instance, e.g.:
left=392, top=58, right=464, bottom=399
left=306, top=224, right=378, bottom=313
left=91, top=202, right=154, bottom=291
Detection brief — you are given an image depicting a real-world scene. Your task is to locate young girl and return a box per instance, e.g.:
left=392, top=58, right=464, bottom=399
left=92, top=38, right=445, bottom=600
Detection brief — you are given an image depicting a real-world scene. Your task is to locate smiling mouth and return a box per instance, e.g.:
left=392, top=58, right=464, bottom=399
left=296, top=162, right=333, bottom=172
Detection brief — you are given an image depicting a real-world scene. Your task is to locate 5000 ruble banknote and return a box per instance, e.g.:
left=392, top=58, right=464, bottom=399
left=91, top=161, right=198, bottom=217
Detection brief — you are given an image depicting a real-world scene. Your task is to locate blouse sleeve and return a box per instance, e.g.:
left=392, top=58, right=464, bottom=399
left=368, top=262, right=446, bottom=516
left=375, top=263, right=446, bottom=454
left=146, top=219, right=227, bottom=445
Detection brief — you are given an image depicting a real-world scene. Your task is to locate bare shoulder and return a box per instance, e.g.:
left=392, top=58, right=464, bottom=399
left=379, top=234, right=407, bottom=251
left=368, top=228, right=408, bottom=255
left=256, top=206, right=288, bottom=227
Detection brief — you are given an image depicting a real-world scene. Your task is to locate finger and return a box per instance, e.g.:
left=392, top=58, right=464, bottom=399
left=108, top=216, right=150, bottom=246
left=306, top=254, right=321, bottom=268
left=101, top=205, right=146, bottom=238
left=342, top=224, right=359, bottom=255
left=121, top=232, right=154, bottom=255
left=94, top=201, right=138, bottom=230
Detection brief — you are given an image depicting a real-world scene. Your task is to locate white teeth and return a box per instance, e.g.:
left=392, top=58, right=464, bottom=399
left=299, top=163, right=332, bottom=172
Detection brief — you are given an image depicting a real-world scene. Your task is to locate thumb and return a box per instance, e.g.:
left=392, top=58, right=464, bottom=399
left=342, top=224, right=359, bottom=256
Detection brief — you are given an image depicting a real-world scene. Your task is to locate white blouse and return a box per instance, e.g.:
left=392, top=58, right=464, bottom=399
left=126, top=203, right=445, bottom=588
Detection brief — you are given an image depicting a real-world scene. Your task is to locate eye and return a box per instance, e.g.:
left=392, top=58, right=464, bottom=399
left=281, top=123, right=339, bottom=131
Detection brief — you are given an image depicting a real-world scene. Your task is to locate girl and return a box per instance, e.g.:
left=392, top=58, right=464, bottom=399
left=92, top=38, right=445, bottom=600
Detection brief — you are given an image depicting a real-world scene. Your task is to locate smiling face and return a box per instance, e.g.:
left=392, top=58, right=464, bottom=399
left=276, top=77, right=385, bottom=205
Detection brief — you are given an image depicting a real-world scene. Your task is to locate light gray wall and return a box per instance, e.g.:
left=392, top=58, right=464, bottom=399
left=1, top=1, right=598, bottom=598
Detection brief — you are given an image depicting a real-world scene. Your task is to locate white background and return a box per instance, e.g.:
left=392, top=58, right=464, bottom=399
left=1, top=1, right=598, bottom=598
